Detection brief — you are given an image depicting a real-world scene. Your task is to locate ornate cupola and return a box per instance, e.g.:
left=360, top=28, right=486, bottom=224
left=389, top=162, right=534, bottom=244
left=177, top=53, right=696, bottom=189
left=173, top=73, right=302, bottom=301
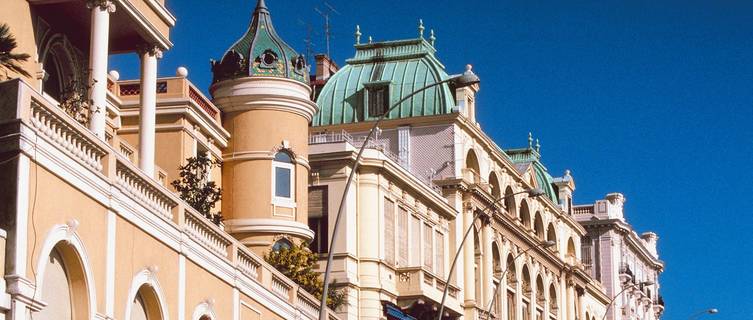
left=210, top=0, right=317, bottom=255
left=210, top=0, right=309, bottom=86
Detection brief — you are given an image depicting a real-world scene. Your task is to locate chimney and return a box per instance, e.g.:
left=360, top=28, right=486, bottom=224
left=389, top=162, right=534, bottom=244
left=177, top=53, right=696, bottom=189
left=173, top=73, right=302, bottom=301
left=310, top=54, right=339, bottom=101
left=315, top=54, right=339, bottom=82
left=640, top=232, right=659, bottom=257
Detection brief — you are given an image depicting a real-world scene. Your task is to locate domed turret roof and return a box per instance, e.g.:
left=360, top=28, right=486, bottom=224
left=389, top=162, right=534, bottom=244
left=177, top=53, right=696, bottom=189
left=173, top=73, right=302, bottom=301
left=211, top=0, right=308, bottom=85
left=314, top=25, right=456, bottom=126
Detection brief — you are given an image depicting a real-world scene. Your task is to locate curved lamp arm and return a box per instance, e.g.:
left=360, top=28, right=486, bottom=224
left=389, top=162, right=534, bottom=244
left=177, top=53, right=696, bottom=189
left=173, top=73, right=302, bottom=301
left=600, top=281, right=654, bottom=320
left=482, top=240, right=555, bottom=320
left=435, top=188, right=544, bottom=320
left=689, top=308, right=719, bottom=320
left=318, top=68, right=479, bottom=320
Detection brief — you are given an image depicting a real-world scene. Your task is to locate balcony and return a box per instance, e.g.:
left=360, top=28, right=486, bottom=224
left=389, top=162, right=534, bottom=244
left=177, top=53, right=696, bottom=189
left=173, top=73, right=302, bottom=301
left=0, top=78, right=337, bottom=319
left=395, top=266, right=462, bottom=316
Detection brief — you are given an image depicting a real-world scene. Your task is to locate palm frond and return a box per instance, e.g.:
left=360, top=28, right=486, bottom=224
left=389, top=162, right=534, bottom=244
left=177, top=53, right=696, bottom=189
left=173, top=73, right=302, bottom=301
left=0, top=23, right=31, bottom=78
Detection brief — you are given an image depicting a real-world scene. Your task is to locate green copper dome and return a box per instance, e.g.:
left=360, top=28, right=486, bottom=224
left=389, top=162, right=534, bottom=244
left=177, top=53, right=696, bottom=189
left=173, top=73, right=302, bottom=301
left=211, top=0, right=308, bottom=85
left=313, top=35, right=456, bottom=126
left=506, top=141, right=559, bottom=204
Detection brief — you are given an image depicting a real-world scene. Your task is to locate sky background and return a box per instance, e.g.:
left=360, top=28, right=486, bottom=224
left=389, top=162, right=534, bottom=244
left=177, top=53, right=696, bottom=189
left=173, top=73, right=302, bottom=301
left=111, top=0, right=753, bottom=318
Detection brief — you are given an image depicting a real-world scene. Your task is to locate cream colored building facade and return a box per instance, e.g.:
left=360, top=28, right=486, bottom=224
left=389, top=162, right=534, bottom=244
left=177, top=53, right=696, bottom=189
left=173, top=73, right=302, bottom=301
left=0, top=0, right=336, bottom=319
left=574, top=195, right=664, bottom=320
left=307, top=23, right=612, bottom=320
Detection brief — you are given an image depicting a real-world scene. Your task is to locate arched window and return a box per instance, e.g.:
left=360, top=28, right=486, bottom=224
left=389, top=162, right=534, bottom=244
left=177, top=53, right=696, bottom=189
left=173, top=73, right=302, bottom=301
left=131, top=285, right=163, bottom=320
left=492, top=242, right=502, bottom=278
left=522, top=265, right=532, bottom=320
left=536, top=275, right=545, bottom=320
left=42, top=52, right=63, bottom=101
left=465, top=149, right=480, bottom=183
left=37, top=248, right=73, bottom=320
left=536, top=275, right=545, bottom=306
left=567, top=238, right=577, bottom=263
left=547, top=223, right=558, bottom=248
left=36, top=242, right=90, bottom=320
left=549, top=284, right=559, bottom=319
left=520, top=200, right=532, bottom=229
left=272, top=238, right=292, bottom=252
left=504, top=186, right=517, bottom=217
left=534, top=212, right=545, bottom=239
left=273, top=151, right=295, bottom=204
left=489, top=171, right=501, bottom=198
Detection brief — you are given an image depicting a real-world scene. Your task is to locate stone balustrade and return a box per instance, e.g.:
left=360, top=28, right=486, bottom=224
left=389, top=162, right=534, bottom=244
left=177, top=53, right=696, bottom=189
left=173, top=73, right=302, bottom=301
left=0, top=78, right=339, bottom=320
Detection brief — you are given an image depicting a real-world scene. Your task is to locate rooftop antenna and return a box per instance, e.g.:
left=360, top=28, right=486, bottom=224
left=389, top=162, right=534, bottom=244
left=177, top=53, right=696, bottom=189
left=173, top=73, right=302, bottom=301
left=297, top=19, right=317, bottom=67
left=314, top=1, right=340, bottom=57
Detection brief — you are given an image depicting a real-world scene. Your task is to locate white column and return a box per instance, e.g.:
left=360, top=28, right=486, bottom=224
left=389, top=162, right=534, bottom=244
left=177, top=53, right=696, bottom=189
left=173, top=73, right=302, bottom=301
left=482, top=225, right=493, bottom=307
left=87, top=0, right=115, bottom=139
left=138, top=46, right=161, bottom=177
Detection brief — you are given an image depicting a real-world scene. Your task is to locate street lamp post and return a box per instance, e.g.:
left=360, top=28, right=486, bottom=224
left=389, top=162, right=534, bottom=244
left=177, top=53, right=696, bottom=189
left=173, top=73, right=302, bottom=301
left=482, top=240, right=556, bottom=320
left=435, top=188, right=546, bottom=320
left=689, top=308, right=719, bottom=319
left=600, top=281, right=654, bottom=320
left=318, top=65, right=480, bottom=320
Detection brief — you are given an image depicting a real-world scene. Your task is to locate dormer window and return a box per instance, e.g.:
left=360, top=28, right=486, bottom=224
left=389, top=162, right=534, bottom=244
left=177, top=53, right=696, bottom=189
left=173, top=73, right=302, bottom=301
left=259, top=49, right=279, bottom=68
left=293, top=55, right=306, bottom=75
left=364, top=81, right=391, bottom=119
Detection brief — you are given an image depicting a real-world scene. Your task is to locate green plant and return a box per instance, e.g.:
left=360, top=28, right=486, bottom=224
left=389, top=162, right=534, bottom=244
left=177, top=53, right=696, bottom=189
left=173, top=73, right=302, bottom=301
left=265, top=242, right=346, bottom=310
left=59, top=74, right=94, bottom=125
left=171, top=151, right=223, bottom=224
left=0, top=23, right=31, bottom=80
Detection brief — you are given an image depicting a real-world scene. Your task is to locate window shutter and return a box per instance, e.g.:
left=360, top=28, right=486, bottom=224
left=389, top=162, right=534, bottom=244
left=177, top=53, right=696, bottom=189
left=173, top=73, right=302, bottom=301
left=398, top=207, right=409, bottom=266
left=410, top=215, right=421, bottom=266
left=384, top=198, right=395, bottom=265
left=435, top=231, right=444, bottom=277
left=423, top=223, right=433, bottom=271
left=308, top=187, right=326, bottom=218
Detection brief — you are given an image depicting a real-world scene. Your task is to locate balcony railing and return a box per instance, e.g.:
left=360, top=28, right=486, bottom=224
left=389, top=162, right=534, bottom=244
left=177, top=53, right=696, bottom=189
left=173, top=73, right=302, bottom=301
left=0, top=78, right=338, bottom=320
left=396, top=266, right=461, bottom=311
left=573, top=205, right=594, bottom=215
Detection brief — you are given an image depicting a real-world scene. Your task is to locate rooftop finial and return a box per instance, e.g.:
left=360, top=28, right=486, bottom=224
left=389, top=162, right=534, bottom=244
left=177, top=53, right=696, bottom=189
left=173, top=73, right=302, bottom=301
left=418, top=19, right=425, bottom=38
left=355, top=25, right=362, bottom=45
left=255, top=0, right=268, bottom=13
left=429, top=29, right=436, bottom=46
left=368, top=36, right=373, bottom=44
left=528, top=132, right=533, bottom=149
left=535, top=139, right=541, bottom=152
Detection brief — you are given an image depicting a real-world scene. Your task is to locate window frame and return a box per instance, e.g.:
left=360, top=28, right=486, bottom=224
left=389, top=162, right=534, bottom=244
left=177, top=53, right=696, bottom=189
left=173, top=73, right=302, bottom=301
left=272, top=151, right=296, bottom=207
left=363, top=80, right=391, bottom=119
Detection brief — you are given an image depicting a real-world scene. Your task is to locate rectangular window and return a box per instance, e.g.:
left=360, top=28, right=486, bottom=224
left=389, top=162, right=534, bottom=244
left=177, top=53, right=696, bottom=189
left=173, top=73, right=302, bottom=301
left=435, top=231, right=445, bottom=277
left=581, top=236, right=593, bottom=277
left=367, top=85, right=389, bottom=118
left=275, top=167, right=292, bottom=198
left=397, top=206, right=409, bottom=266
left=410, top=215, right=421, bottom=266
left=384, top=198, right=395, bottom=265
left=308, top=187, right=328, bottom=253
left=423, top=223, right=433, bottom=271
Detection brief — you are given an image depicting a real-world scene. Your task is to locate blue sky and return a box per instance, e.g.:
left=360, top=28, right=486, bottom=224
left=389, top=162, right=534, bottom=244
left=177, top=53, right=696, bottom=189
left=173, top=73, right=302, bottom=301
left=111, top=0, right=753, bottom=318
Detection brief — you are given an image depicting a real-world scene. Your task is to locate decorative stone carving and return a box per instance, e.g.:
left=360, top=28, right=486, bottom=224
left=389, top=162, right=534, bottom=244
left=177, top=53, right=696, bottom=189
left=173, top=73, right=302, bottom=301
left=86, top=0, right=116, bottom=13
